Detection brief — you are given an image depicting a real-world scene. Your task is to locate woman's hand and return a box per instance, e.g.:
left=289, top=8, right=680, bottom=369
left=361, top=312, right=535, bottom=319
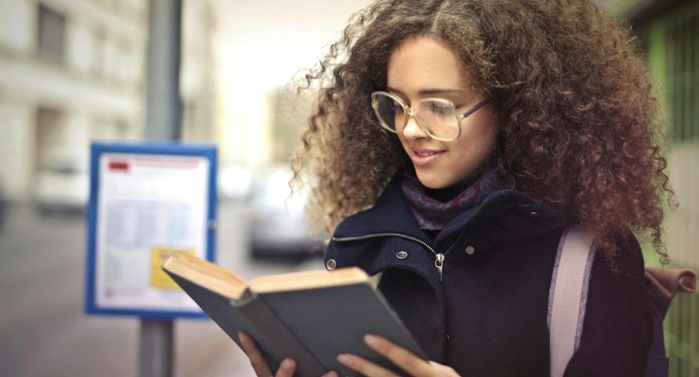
left=337, top=334, right=459, bottom=377
left=238, top=331, right=339, bottom=377
left=239, top=331, right=296, bottom=377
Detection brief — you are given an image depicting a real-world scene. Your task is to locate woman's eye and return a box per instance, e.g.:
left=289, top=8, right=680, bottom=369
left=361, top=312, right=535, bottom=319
left=431, top=103, right=451, bottom=115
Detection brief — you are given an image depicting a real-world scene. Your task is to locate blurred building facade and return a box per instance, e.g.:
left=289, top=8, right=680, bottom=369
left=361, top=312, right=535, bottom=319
left=0, top=0, right=217, bottom=201
left=180, top=0, right=218, bottom=143
left=633, top=0, right=699, bottom=272
left=620, top=0, right=699, bottom=375
left=267, top=87, right=313, bottom=163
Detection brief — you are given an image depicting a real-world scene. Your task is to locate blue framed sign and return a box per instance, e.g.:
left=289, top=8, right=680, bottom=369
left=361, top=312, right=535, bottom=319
left=85, top=142, right=217, bottom=318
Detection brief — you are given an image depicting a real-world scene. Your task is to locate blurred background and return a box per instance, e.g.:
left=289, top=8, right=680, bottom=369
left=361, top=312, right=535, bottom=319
left=0, top=0, right=696, bottom=376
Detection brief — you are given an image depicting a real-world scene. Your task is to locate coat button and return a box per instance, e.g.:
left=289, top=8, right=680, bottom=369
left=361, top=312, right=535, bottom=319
left=396, top=250, right=409, bottom=260
left=325, top=258, right=337, bottom=270
left=529, top=211, right=539, bottom=217
left=465, top=245, right=476, bottom=255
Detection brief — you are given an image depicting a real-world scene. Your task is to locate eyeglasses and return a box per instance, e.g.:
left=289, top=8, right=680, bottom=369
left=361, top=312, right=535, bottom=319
left=370, top=91, right=491, bottom=141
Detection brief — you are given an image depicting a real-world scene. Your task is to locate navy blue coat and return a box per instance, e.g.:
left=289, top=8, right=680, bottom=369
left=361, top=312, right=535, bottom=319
left=324, top=175, right=652, bottom=376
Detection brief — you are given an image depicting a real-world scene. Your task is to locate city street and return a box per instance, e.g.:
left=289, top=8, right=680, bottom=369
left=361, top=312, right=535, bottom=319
left=0, top=201, right=323, bottom=377
left=0, top=0, right=697, bottom=375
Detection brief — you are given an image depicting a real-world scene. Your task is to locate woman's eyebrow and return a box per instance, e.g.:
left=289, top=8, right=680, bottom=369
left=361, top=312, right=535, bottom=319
left=386, top=86, right=469, bottom=96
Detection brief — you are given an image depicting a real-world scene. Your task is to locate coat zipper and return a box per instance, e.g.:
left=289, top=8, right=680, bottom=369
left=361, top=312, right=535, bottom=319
left=332, top=232, right=448, bottom=281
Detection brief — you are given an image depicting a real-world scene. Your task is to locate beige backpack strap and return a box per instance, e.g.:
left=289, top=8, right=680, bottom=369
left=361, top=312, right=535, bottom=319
left=548, top=227, right=596, bottom=377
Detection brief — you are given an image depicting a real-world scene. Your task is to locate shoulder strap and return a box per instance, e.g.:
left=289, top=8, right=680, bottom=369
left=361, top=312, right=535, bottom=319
left=548, top=227, right=596, bottom=377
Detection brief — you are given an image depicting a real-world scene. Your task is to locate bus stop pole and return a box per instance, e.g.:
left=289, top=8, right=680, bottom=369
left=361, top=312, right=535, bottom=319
left=140, top=1, right=182, bottom=376
left=139, top=320, right=174, bottom=377
left=145, top=0, right=182, bottom=142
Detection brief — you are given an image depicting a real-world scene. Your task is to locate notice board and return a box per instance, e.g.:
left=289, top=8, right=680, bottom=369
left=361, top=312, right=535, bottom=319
left=85, top=142, right=217, bottom=318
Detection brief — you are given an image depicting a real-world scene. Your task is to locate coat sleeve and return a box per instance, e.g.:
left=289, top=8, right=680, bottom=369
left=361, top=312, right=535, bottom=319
left=563, top=232, right=653, bottom=377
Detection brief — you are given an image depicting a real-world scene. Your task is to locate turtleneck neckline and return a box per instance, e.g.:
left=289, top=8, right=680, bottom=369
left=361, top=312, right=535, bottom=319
left=401, top=167, right=501, bottom=231
left=407, top=166, right=484, bottom=203
left=422, top=175, right=480, bottom=202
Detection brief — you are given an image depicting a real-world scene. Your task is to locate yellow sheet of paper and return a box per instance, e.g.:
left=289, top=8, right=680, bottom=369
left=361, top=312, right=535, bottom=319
left=151, top=246, right=197, bottom=289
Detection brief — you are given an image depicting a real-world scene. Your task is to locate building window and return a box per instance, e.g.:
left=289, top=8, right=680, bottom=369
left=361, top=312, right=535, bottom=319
left=37, top=4, right=66, bottom=63
left=92, top=27, right=106, bottom=77
left=637, top=1, right=699, bottom=142
left=115, top=119, right=128, bottom=138
left=666, top=9, right=699, bottom=142
left=35, top=106, right=65, bottom=170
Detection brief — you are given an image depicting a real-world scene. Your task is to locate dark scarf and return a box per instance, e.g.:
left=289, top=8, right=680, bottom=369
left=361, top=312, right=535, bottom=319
left=401, top=169, right=501, bottom=231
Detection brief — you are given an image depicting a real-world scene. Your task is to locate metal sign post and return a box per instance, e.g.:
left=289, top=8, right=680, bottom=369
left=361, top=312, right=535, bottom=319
left=142, top=0, right=182, bottom=376
left=139, top=320, right=173, bottom=377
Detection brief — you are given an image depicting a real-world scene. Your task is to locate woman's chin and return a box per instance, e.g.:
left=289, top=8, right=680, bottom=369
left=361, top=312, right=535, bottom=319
left=414, top=170, right=452, bottom=189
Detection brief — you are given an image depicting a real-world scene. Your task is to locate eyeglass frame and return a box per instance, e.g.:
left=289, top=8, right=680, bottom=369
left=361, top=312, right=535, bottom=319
left=370, top=90, right=491, bottom=142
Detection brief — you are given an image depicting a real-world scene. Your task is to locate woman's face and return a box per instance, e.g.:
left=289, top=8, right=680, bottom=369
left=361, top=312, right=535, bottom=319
left=386, top=36, right=500, bottom=189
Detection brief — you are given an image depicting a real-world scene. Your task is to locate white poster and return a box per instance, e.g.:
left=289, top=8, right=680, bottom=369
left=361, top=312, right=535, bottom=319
left=94, top=153, right=210, bottom=312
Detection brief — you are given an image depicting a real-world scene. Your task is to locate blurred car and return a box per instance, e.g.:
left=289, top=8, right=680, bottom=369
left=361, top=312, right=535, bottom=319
left=218, top=164, right=253, bottom=201
left=34, top=159, right=89, bottom=214
left=0, top=180, right=7, bottom=231
left=248, top=166, right=324, bottom=262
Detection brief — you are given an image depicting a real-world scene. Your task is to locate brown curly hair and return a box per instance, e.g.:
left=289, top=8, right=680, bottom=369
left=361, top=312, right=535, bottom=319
left=292, top=0, right=673, bottom=263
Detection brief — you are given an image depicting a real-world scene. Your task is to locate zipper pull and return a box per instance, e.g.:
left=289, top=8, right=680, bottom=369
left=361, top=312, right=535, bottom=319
left=435, top=253, right=445, bottom=281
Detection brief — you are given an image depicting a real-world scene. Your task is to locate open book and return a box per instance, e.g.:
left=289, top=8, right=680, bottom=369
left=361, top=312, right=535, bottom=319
left=162, top=252, right=426, bottom=376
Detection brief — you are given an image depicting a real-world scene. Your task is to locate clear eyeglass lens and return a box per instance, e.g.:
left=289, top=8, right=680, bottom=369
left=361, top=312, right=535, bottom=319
left=416, top=100, right=458, bottom=139
left=372, top=93, right=458, bottom=139
left=373, top=94, right=401, bottom=131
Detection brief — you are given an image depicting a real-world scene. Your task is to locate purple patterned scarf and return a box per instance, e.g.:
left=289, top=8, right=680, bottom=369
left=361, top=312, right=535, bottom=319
left=401, top=169, right=500, bottom=231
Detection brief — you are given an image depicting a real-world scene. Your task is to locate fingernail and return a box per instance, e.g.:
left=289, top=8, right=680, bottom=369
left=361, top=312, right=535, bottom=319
left=337, top=353, right=353, bottom=366
left=364, top=334, right=381, bottom=347
left=281, top=358, right=296, bottom=369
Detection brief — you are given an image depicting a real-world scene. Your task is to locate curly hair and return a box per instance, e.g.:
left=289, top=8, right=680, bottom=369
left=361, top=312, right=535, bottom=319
left=292, top=0, right=674, bottom=264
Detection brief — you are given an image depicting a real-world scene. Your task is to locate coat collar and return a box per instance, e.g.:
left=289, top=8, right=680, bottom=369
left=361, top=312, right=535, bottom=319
left=331, top=174, right=568, bottom=253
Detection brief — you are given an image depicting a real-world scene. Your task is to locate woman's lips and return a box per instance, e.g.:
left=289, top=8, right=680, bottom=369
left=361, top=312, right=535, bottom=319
left=409, top=148, right=446, bottom=167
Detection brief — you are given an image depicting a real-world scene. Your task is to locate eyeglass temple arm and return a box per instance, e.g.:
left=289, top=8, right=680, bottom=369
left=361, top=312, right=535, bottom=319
left=461, top=98, right=491, bottom=118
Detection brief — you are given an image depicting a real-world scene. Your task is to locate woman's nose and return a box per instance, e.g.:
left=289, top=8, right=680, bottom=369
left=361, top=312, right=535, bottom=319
left=402, top=115, right=429, bottom=140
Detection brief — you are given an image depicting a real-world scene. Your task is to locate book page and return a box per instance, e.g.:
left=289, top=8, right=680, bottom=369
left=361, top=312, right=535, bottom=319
left=248, top=267, right=368, bottom=293
left=162, top=252, right=249, bottom=300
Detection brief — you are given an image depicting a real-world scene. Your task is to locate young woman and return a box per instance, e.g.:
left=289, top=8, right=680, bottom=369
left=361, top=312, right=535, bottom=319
left=240, top=0, right=673, bottom=376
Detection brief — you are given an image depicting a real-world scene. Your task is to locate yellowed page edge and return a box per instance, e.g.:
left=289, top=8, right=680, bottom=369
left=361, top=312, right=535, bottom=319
left=162, top=252, right=248, bottom=300
left=248, top=267, right=368, bottom=293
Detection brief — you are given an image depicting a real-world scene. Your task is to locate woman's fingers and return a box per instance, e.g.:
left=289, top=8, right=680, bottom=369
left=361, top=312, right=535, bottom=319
left=363, top=334, right=433, bottom=377
left=238, top=331, right=273, bottom=377
left=238, top=331, right=297, bottom=377
left=426, top=361, right=460, bottom=377
left=337, top=353, right=399, bottom=377
left=337, top=336, right=460, bottom=377
left=274, top=358, right=296, bottom=377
